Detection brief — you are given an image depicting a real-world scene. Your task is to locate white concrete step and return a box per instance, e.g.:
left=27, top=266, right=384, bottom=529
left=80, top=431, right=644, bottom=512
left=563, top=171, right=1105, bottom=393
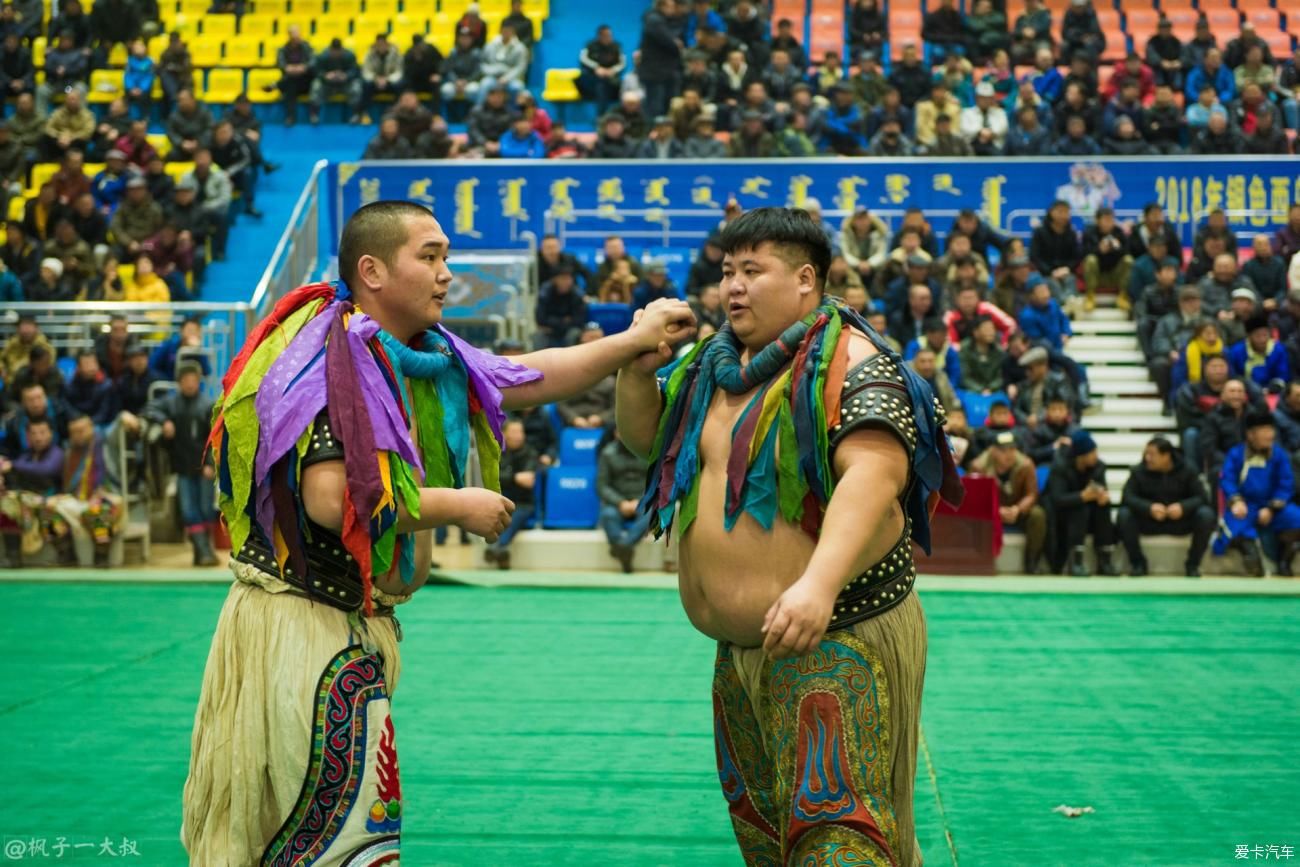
left=1088, top=365, right=1155, bottom=382
left=1069, top=335, right=1141, bottom=352
left=1097, top=397, right=1165, bottom=415
left=1072, top=318, right=1139, bottom=335
left=1085, top=412, right=1178, bottom=431
left=1085, top=309, right=1130, bottom=322
left=1069, top=348, right=1148, bottom=365
left=1088, top=380, right=1161, bottom=397
left=475, top=529, right=676, bottom=572
left=995, top=532, right=1256, bottom=576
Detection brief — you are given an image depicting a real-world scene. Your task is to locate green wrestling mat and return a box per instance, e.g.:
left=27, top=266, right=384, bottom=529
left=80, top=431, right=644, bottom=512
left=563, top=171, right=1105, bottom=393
left=0, top=580, right=1295, bottom=866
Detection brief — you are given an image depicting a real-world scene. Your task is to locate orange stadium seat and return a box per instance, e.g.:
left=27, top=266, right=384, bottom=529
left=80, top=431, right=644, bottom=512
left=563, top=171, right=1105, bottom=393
left=1202, top=9, right=1241, bottom=31
left=1126, top=9, right=1159, bottom=31
left=1233, top=0, right=1274, bottom=13
left=1259, top=30, right=1294, bottom=57
left=1245, top=9, right=1281, bottom=31
left=1157, top=0, right=1196, bottom=11
left=810, top=24, right=844, bottom=59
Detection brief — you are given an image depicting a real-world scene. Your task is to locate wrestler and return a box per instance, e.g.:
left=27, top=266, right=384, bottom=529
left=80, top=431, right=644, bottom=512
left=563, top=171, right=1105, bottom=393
left=181, top=200, right=694, bottom=865
left=616, top=207, right=961, bottom=866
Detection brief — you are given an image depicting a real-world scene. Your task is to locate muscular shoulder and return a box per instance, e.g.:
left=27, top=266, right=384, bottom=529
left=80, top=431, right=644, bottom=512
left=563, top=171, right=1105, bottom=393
left=844, top=326, right=881, bottom=368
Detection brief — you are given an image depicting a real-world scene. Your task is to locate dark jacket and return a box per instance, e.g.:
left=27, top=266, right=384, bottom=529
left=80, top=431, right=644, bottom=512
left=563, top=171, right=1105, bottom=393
left=1081, top=223, right=1129, bottom=272
left=141, top=388, right=213, bottom=474
left=1024, top=419, right=1078, bottom=466
left=1121, top=460, right=1209, bottom=515
left=597, top=438, right=645, bottom=505
left=64, top=373, right=118, bottom=426
left=1030, top=222, right=1082, bottom=274
left=637, top=9, right=681, bottom=82
left=499, top=443, right=537, bottom=507
left=558, top=374, right=614, bottom=428
left=534, top=282, right=587, bottom=336
left=1014, top=370, right=1076, bottom=422
left=1201, top=403, right=1249, bottom=479
left=115, top=368, right=158, bottom=416
left=1045, top=452, right=1108, bottom=514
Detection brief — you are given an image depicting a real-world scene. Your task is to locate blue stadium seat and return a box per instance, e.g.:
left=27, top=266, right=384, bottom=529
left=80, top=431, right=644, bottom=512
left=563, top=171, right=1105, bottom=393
left=543, top=403, right=564, bottom=435
left=587, top=301, right=633, bottom=335
left=541, top=466, right=600, bottom=529
left=1037, top=464, right=1050, bottom=492
left=559, top=427, right=603, bottom=465
left=957, top=390, right=1009, bottom=428
left=57, top=356, right=77, bottom=382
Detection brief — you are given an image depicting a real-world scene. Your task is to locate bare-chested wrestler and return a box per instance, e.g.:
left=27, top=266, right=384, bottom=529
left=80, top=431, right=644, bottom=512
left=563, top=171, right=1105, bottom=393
left=617, top=207, right=962, bottom=866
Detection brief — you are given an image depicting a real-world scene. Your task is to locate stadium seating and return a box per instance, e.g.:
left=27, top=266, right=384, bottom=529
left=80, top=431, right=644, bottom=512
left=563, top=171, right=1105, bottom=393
left=541, top=468, right=600, bottom=529
left=559, top=428, right=603, bottom=466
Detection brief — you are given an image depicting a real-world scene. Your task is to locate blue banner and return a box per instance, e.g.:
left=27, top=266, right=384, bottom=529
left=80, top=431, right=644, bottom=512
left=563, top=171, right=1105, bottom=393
left=332, top=158, right=1300, bottom=255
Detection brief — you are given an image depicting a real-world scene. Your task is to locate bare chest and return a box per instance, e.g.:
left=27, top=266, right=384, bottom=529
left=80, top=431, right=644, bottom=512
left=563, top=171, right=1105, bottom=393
left=698, top=388, right=763, bottom=471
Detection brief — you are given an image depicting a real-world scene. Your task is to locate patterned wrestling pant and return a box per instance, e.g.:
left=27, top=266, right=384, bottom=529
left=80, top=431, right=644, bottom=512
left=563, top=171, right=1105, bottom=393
left=712, top=592, right=926, bottom=867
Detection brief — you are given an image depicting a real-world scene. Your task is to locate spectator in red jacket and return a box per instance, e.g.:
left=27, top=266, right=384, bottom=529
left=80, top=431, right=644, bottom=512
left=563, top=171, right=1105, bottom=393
left=945, top=285, right=1016, bottom=347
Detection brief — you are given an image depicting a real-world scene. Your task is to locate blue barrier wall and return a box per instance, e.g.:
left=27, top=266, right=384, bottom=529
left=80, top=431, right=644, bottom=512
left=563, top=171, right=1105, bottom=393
left=332, top=157, right=1300, bottom=257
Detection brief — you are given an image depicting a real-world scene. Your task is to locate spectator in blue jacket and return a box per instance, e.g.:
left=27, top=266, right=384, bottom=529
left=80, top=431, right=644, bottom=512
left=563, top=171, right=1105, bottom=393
left=123, top=38, right=155, bottom=119
left=1275, top=381, right=1300, bottom=457
left=1019, top=281, right=1091, bottom=406
left=1018, top=281, right=1071, bottom=350
left=1055, top=114, right=1101, bottom=155
left=1184, top=47, right=1235, bottom=106
left=823, top=83, right=869, bottom=155
left=91, top=150, right=134, bottom=214
left=497, top=115, right=545, bottom=158
left=1214, top=413, right=1300, bottom=576
left=0, top=260, right=21, bottom=302
left=150, top=316, right=211, bottom=379
left=631, top=260, right=683, bottom=311
left=684, top=0, right=725, bottom=47
left=1227, top=316, right=1292, bottom=391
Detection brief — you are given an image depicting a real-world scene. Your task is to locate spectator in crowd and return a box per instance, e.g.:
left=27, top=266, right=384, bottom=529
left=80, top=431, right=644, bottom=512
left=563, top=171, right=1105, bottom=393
left=123, top=254, right=168, bottom=302
left=482, top=417, right=537, bottom=571
left=115, top=345, right=156, bottom=416
left=635, top=113, right=683, bottom=159
left=958, top=316, right=1006, bottom=394
left=1010, top=0, right=1052, bottom=66
left=45, top=219, right=93, bottom=279
left=1228, top=315, right=1292, bottom=390
left=889, top=43, right=931, bottom=108
left=1117, top=437, right=1215, bottom=577
left=1046, top=429, right=1119, bottom=576
left=0, top=33, right=35, bottom=105
left=42, top=90, right=94, bottom=160
left=441, top=29, right=484, bottom=107
left=1055, top=114, right=1101, bottom=156
left=114, top=120, right=157, bottom=171
left=947, top=285, right=1015, bottom=347
left=914, top=81, right=962, bottom=148
left=158, top=33, right=195, bottom=115
left=270, top=27, right=315, bottom=126
left=10, top=345, right=64, bottom=406
left=163, top=89, right=211, bottom=164
left=360, top=34, right=402, bottom=125
left=183, top=149, right=231, bottom=259
left=1186, top=47, right=1234, bottom=105
left=50, top=149, right=90, bottom=208
left=822, top=83, right=868, bottom=155
left=123, top=38, right=155, bottom=119
left=1243, top=107, right=1290, bottom=155
left=590, top=112, right=639, bottom=159
left=456, top=4, right=487, bottom=48
left=363, top=117, right=413, bottom=159
left=867, top=116, right=912, bottom=157
left=36, top=31, right=90, bottom=115
left=1104, top=116, right=1155, bottom=157
left=42, top=412, right=125, bottom=568
left=689, top=282, right=726, bottom=332
left=578, top=25, right=625, bottom=115
left=1201, top=378, right=1258, bottom=494
left=1184, top=318, right=1226, bottom=386
left=1192, top=108, right=1243, bottom=154
left=1022, top=396, right=1077, bottom=467
left=555, top=325, right=615, bottom=430
left=132, top=361, right=217, bottom=564
left=209, top=120, right=260, bottom=218
left=537, top=236, right=593, bottom=291
left=883, top=250, right=940, bottom=316
left=400, top=36, right=444, bottom=116
left=89, top=314, right=133, bottom=380
left=1130, top=202, right=1183, bottom=262
left=1274, top=203, right=1300, bottom=264
left=639, top=0, right=683, bottom=118
left=1224, top=21, right=1273, bottom=70
left=310, top=39, right=363, bottom=125
left=1018, top=281, right=1073, bottom=355
left=2, top=383, right=67, bottom=459
left=1015, top=345, right=1076, bottom=423
left=87, top=99, right=132, bottom=164
left=909, top=345, right=960, bottom=412
left=775, top=15, right=811, bottom=67
left=1182, top=17, right=1217, bottom=73
left=966, top=0, right=1008, bottom=64
left=1185, top=82, right=1222, bottom=133
left=0, top=258, right=21, bottom=303
left=631, top=261, right=682, bottom=311
left=27, top=257, right=79, bottom=302
left=1279, top=46, right=1300, bottom=131
left=464, top=84, right=512, bottom=155
left=684, top=235, right=724, bottom=297
left=533, top=263, right=587, bottom=349
left=23, top=183, right=59, bottom=244
left=110, top=177, right=163, bottom=261
left=478, top=23, right=528, bottom=105
left=64, top=349, right=116, bottom=427
left=1174, top=355, right=1258, bottom=470
left=597, top=429, right=653, bottom=573
left=1030, top=199, right=1082, bottom=306
left=7, top=94, right=44, bottom=166
left=905, top=316, right=962, bottom=385
left=921, top=0, right=968, bottom=62
left=1081, top=207, right=1132, bottom=311
left=728, top=109, right=777, bottom=157
left=1136, top=260, right=1182, bottom=359
left=1146, top=19, right=1184, bottom=90
left=1005, top=105, right=1053, bottom=156
left=1244, top=236, right=1287, bottom=308
left=922, top=113, right=975, bottom=157
left=0, top=417, right=64, bottom=562
left=615, top=90, right=651, bottom=140
left=1198, top=254, right=1255, bottom=316
left=91, top=150, right=134, bottom=215
left=959, top=82, right=1009, bottom=154
left=1129, top=232, right=1177, bottom=302
left=968, top=397, right=1021, bottom=463
left=1061, top=0, right=1105, bottom=61
left=1215, top=413, right=1300, bottom=576
left=594, top=236, right=642, bottom=288
left=1143, top=84, right=1185, bottom=154
left=384, top=91, right=434, bottom=147
left=1274, top=381, right=1300, bottom=464
left=951, top=209, right=1008, bottom=263
left=839, top=206, right=889, bottom=287
left=1, top=316, right=52, bottom=382
left=970, top=430, right=1047, bottom=572
left=888, top=282, right=938, bottom=348
left=149, top=316, right=207, bottom=380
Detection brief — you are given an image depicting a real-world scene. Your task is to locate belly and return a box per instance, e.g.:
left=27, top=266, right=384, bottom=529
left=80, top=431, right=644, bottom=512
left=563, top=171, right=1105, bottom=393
left=374, top=529, right=434, bottom=598
left=678, top=465, right=817, bottom=647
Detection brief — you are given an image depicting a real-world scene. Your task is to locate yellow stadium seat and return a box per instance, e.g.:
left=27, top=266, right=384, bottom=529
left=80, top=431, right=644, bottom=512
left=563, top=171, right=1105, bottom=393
left=541, top=67, right=580, bottom=103
left=148, top=34, right=169, bottom=61
left=179, top=0, right=207, bottom=15
left=522, top=0, right=548, bottom=16
left=312, top=20, right=349, bottom=47
left=429, top=28, right=453, bottom=55
left=32, top=36, right=45, bottom=69
left=165, top=162, right=195, bottom=184
left=169, top=15, right=200, bottom=38
left=246, top=66, right=281, bottom=102
left=481, top=12, right=503, bottom=33
left=353, top=21, right=387, bottom=44
left=203, top=14, right=237, bottom=38
left=330, top=0, right=361, bottom=16
left=202, top=68, right=245, bottom=103
left=366, top=0, right=397, bottom=16
left=107, top=42, right=128, bottom=66
left=147, top=133, right=171, bottom=158
left=440, top=0, right=468, bottom=15
left=254, top=0, right=290, bottom=12
left=7, top=195, right=28, bottom=222
left=87, top=68, right=125, bottom=104
left=117, top=263, right=135, bottom=287
left=477, top=0, right=508, bottom=14
left=29, top=162, right=59, bottom=192
left=526, top=10, right=544, bottom=38
left=189, top=37, right=223, bottom=67
left=240, top=14, right=276, bottom=39
left=293, top=0, right=325, bottom=16
left=83, top=162, right=105, bottom=178
left=224, top=40, right=264, bottom=67
left=394, top=13, right=429, bottom=34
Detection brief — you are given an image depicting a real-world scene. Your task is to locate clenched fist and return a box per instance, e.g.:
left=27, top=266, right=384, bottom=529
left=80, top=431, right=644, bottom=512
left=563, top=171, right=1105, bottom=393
left=452, top=488, right=515, bottom=543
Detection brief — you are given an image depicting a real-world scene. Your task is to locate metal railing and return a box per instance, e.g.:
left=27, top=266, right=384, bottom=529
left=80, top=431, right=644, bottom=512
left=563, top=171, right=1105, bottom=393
left=250, top=159, right=329, bottom=318
left=0, top=302, right=254, bottom=394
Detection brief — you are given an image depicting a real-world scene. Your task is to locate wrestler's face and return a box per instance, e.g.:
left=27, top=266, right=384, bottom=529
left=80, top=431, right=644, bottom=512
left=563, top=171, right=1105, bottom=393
left=384, top=214, right=454, bottom=333
left=721, top=242, right=819, bottom=350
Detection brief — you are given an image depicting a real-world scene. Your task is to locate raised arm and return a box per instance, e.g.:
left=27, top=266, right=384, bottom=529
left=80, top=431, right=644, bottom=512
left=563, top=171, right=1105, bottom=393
left=502, top=298, right=694, bottom=410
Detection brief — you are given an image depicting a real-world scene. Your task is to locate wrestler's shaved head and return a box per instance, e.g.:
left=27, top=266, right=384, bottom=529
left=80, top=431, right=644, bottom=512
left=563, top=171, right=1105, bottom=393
left=338, top=200, right=435, bottom=290
left=718, top=207, right=831, bottom=292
